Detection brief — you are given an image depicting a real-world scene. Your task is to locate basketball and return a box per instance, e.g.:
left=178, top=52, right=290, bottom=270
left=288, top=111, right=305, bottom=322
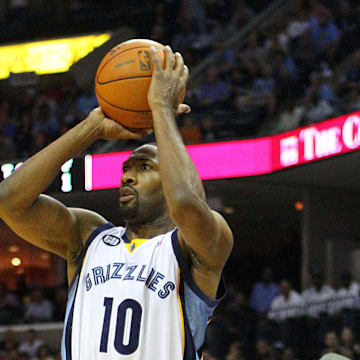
left=95, top=39, right=173, bottom=130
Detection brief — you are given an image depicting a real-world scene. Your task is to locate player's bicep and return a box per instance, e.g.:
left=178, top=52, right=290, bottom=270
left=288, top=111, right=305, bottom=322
left=0, top=194, right=81, bottom=259
left=173, top=200, right=233, bottom=270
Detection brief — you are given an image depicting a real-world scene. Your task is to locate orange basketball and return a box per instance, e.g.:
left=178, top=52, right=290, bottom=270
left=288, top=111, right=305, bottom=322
left=95, top=39, right=176, bottom=130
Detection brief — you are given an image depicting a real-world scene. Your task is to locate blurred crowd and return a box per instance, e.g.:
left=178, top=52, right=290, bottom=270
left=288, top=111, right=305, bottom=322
left=0, top=329, right=60, bottom=360
left=204, top=267, right=360, bottom=360
left=1, top=0, right=360, bottom=159
left=0, top=280, right=66, bottom=359
left=2, top=268, right=360, bottom=359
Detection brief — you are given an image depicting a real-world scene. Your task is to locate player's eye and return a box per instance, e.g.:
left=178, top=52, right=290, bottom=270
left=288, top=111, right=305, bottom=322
left=123, top=166, right=129, bottom=172
left=142, top=163, right=150, bottom=170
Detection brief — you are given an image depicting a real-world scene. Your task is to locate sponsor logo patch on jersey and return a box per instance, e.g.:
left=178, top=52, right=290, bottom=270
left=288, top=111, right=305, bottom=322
left=102, top=235, right=121, bottom=246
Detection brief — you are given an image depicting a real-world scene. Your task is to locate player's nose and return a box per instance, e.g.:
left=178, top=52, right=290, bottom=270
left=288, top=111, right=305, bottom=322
left=121, top=170, right=137, bottom=185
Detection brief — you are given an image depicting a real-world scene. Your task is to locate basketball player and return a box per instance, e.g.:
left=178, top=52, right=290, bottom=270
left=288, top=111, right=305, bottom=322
left=0, top=46, right=233, bottom=359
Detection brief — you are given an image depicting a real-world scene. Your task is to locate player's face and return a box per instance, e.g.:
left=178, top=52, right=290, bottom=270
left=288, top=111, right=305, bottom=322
left=119, top=144, right=165, bottom=224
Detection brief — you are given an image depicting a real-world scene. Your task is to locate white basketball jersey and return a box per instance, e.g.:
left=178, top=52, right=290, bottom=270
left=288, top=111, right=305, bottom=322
left=61, top=223, right=225, bottom=360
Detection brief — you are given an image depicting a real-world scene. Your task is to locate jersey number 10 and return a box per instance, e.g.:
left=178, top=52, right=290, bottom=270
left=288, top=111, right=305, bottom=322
left=100, top=297, right=143, bottom=355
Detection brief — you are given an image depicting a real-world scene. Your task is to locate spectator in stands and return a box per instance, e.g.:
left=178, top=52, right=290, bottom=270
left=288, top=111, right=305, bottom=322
left=18, top=329, right=44, bottom=358
left=225, top=341, right=246, bottom=360
left=252, top=65, right=277, bottom=116
left=338, top=271, right=359, bottom=297
left=9, top=348, right=20, bottom=360
left=32, top=101, right=59, bottom=139
left=0, top=282, right=22, bottom=324
left=340, top=82, right=360, bottom=114
left=75, top=86, right=98, bottom=118
left=342, top=51, right=360, bottom=87
left=24, top=288, right=53, bottom=323
left=303, top=88, right=336, bottom=125
left=15, top=112, right=33, bottom=159
left=309, top=7, right=340, bottom=53
left=286, top=10, right=310, bottom=45
left=36, top=344, right=55, bottom=360
left=198, top=65, right=231, bottom=110
left=0, top=134, right=16, bottom=160
left=250, top=267, right=280, bottom=317
left=332, top=271, right=360, bottom=313
left=282, top=347, right=298, bottom=360
left=255, top=339, right=276, bottom=360
left=240, top=32, right=263, bottom=64
left=339, top=327, right=360, bottom=359
left=30, top=132, right=48, bottom=156
left=302, top=271, right=336, bottom=317
left=202, top=349, right=218, bottom=360
left=213, top=41, right=236, bottom=76
left=268, top=279, right=305, bottom=321
left=224, top=291, right=257, bottom=354
left=0, top=330, right=18, bottom=353
left=321, top=331, right=341, bottom=356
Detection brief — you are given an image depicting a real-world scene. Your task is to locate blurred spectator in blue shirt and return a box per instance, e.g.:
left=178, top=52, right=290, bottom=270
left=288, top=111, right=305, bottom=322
left=75, top=87, right=98, bottom=118
left=309, top=9, right=340, bottom=51
left=199, top=65, right=230, bottom=109
left=250, top=267, right=280, bottom=316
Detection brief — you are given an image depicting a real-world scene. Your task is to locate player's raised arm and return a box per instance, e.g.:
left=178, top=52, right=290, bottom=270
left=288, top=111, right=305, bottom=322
left=0, top=108, right=142, bottom=262
left=148, top=46, right=233, bottom=298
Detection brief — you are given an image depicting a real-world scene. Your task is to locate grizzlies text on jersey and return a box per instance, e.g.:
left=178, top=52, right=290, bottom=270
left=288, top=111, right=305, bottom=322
left=61, top=223, right=225, bottom=360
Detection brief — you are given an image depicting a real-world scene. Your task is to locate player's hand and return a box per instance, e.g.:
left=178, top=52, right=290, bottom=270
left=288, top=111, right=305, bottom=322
left=148, top=45, right=191, bottom=116
left=85, top=107, right=146, bottom=141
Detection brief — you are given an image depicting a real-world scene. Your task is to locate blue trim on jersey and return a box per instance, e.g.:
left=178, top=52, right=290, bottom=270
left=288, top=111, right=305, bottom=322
left=171, top=229, right=226, bottom=308
left=63, top=222, right=115, bottom=359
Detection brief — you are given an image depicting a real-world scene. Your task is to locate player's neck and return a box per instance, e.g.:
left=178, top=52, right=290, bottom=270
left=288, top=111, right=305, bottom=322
left=125, top=215, right=174, bottom=240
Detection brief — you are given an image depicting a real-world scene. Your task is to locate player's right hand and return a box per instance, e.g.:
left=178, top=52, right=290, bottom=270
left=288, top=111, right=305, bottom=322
left=85, top=107, right=147, bottom=141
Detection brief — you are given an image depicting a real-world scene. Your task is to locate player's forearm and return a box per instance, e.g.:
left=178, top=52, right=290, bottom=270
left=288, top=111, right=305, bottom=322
left=0, top=118, right=99, bottom=212
left=152, top=106, right=205, bottom=209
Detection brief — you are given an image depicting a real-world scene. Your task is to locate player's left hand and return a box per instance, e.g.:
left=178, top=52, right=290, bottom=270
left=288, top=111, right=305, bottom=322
left=148, top=45, right=191, bottom=116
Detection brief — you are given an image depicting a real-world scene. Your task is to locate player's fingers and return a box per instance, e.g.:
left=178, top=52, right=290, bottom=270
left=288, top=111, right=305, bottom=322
left=150, top=46, right=161, bottom=73
left=179, top=65, right=189, bottom=88
left=174, top=52, right=184, bottom=75
left=165, top=45, right=176, bottom=72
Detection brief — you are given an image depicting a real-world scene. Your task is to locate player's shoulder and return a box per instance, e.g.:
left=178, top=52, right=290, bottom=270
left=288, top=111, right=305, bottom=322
left=69, top=207, right=108, bottom=246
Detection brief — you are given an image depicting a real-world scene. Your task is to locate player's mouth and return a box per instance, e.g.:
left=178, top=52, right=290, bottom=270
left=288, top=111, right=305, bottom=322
left=119, top=186, right=136, bottom=203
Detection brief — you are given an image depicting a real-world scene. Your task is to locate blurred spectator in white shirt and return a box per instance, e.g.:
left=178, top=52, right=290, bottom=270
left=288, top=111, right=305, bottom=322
left=302, top=271, right=336, bottom=317
left=24, top=288, right=53, bottom=323
left=18, top=329, right=44, bottom=358
left=338, top=271, right=359, bottom=297
left=335, top=271, right=360, bottom=312
left=268, top=279, right=305, bottom=321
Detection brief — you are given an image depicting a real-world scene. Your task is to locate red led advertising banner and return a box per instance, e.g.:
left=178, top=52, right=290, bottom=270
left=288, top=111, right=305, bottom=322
left=84, top=111, right=360, bottom=191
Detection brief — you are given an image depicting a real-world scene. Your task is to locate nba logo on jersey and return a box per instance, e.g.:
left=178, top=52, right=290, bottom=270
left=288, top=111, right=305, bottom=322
left=102, top=234, right=120, bottom=246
